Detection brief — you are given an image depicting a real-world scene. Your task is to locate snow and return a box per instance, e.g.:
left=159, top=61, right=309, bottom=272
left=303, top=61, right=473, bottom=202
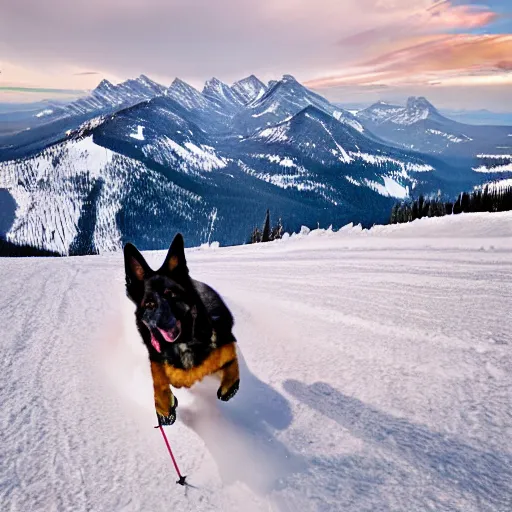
left=350, top=151, right=434, bottom=173
left=316, top=119, right=352, bottom=163
left=184, top=142, right=226, bottom=170
left=238, top=161, right=336, bottom=202
left=129, top=125, right=145, bottom=141
left=477, top=154, right=512, bottom=159
left=279, top=158, right=295, bottom=168
left=344, top=175, right=360, bottom=186
left=0, top=136, right=117, bottom=254
left=475, top=178, right=512, bottom=192
left=251, top=88, right=266, bottom=104
left=473, top=163, right=512, bottom=173
left=253, top=154, right=297, bottom=168
left=251, top=102, right=279, bottom=118
left=35, top=109, right=54, bottom=118
left=427, top=129, right=470, bottom=143
left=332, top=110, right=365, bottom=133
left=233, top=76, right=268, bottom=106
left=203, top=78, right=243, bottom=107
left=392, top=109, right=428, bottom=125
left=1, top=212, right=511, bottom=512
left=168, top=79, right=212, bottom=111
left=0, top=135, right=201, bottom=254
left=358, top=106, right=403, bottom=124
left=142, top=137, right=227, bottom=173
left=255, top=124, right=289, bottom=143
left=359, top=102, right=434, bottom=126
left=364, top=176, right=409, bottom=199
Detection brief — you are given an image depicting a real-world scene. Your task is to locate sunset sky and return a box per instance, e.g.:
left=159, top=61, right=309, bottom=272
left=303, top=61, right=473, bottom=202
left=0, top=0, right=511, bottom=109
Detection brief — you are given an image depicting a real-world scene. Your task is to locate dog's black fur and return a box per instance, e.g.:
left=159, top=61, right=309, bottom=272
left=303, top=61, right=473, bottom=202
left=124, top=234, right=236, bottom=369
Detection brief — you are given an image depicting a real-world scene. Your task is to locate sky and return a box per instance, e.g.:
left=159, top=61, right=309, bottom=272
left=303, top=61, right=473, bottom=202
left=0, top=0, right=511, bottom=110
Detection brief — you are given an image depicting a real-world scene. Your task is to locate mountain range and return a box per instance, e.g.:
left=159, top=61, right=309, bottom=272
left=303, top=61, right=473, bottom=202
left=0, top=74, right=511, bottom=255
left=356, top=97, right=512, bottom=157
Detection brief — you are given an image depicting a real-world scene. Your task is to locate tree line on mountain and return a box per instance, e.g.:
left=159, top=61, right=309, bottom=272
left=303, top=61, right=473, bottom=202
left=0, top=237, right=60, bottom=257
left=390, top=184, right=512, bottom=225
left=249, top=209, right=284, bottom=243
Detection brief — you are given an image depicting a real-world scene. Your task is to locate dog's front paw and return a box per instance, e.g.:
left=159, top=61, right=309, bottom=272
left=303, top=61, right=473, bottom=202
left=157, top=410, right=176, bottom=426
left=217, top=379, right=240, bottom=402
left=156, top=396, right=178, bottom=426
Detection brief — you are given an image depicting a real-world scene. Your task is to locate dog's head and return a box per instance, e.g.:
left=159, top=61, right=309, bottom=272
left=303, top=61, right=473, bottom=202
left=124, top=234, right=210, bottom=356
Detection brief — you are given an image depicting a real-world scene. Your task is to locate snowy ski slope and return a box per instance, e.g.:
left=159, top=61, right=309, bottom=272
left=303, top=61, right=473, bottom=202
left=1, top=212, right=511, bottom=512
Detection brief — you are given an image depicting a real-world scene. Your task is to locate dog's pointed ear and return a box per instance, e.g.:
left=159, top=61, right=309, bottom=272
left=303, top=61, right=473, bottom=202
left=124, top=243, right=151, bottom=301
left=124, top=243, right=150, bottom=281
left=161, top=233, right=188, bottom=275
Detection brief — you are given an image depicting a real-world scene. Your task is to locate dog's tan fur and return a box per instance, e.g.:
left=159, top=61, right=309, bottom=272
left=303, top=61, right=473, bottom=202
left=151, top=342, right=239, bottom=415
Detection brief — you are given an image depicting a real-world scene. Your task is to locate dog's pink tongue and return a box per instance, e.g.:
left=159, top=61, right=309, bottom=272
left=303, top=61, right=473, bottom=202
left=150, top=333, right=161, bottom=353
left=158, top=326, right=178, bottom=343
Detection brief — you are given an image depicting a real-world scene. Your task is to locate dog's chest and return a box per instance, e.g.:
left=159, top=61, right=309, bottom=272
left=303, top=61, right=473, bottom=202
left=176, top=342, right=195, bottom=369
left=168, top=331, right=218, bottom=369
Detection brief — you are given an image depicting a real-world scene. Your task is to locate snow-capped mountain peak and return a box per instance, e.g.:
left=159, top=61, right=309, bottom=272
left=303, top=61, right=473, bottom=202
left=402, top=96, right=439, bottom=124
left=231, top=73, right=360, bottom=136
left=282, top=74, right=299, bottom=83
left=232, top=75, right=267, bottom=105
left=134, top=74, right=165, bottom=93
left=122, top=75, right=167, bottom=96
left=168, top=78, right=212, bottom=110
left=354, top=95, right=512, bottom=156
left=406, top=96, right=437, bottom=113
left=203, top=77, right=243, bottom=109
left=136, top=74, right=158, bottom=86
left=27, top=76, right=167, bottom=126
left=357, top=97, right=443, bottom=126
left=170, top=77, right=194, bottom=90
left=93, top=79, right=116, bottom=93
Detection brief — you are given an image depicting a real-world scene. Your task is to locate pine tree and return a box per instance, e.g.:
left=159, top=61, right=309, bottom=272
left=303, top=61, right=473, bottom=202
left=453, top=194, right=462, bottom=215
left=249, top=227, right=262, bottom=244
left=271, top=218, right=284, bottom=241
left=460, top=192, right=470, bottom=212
left=411, top=201, right=419, bottom=221
left=261, top=209, right=271, bottom=243
left=390, top=204, right=399, bottom=224
left=396, top=204, right=404, bottom=224
left=418, top=195, right=425, bottom=219
left=500, top=186, right=512, bottom=211
left=404, top=204, right=413, bottom=223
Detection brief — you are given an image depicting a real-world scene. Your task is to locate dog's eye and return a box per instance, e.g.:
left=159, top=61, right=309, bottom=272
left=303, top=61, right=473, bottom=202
left=164, top=289, right=178, bottom=298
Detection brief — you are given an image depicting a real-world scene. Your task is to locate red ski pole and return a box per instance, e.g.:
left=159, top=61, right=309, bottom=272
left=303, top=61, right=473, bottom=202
left=154, top=425, right=187, bottom=486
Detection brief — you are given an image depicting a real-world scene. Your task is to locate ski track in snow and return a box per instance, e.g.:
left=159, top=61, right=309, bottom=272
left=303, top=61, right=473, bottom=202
left=1, top=212, right=511, bottom=512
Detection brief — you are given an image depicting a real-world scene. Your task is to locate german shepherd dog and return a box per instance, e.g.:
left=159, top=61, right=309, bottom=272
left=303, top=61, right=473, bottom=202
left=124, top=234, right=240, bottom=426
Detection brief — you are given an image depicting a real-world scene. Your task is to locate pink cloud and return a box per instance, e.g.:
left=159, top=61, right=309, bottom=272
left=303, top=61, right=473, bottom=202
left=303, top=0, right=506, bottom=93
left=339, top=1, right=498, bottom=49
left=427, top=3, right=497, bottom=30
left=305, top=35, right=512, bottom=89
left=496, top=60, right=512, bottom=71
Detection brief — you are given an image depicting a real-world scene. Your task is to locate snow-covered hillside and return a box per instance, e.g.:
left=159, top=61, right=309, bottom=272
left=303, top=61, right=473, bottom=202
left=0, top=135, right=208, bottom=255
left=1, top=213, right=511, bottom=511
